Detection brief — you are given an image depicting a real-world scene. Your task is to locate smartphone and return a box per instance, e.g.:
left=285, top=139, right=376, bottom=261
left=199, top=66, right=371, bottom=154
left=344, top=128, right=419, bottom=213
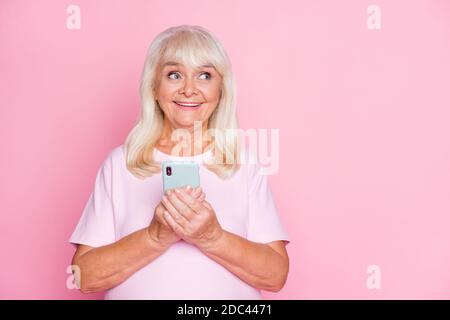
left=162, top=161, right=200, bottom=192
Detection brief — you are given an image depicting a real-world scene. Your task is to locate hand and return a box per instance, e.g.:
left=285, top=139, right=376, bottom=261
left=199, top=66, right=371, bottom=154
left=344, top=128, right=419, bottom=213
left=161, top=186, right=224, bottom=251
left=147, top=187, right=205, bottom=250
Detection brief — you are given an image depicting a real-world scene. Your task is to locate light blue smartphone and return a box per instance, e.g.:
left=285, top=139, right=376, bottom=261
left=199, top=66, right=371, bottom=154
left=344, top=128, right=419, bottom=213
left=162, top=161, right=200, bottom=192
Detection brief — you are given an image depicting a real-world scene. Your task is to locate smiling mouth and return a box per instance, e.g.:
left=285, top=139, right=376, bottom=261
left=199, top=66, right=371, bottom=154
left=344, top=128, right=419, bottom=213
left=173, top=101, right=204, bottom=108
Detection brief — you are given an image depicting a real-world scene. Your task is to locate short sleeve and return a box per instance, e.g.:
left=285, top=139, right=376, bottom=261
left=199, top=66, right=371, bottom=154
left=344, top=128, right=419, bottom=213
left=69, top=152, right=116, bottom=248
left=246, top=158, right=290, bottom=245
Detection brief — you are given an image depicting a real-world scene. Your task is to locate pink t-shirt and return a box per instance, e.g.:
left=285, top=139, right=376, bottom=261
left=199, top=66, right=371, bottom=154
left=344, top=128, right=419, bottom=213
left=69, top=144, right=290, bottom=299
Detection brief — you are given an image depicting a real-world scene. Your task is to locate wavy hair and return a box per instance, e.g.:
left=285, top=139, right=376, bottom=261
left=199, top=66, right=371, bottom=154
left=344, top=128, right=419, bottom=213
left=124, top=25, right=241, bottom=180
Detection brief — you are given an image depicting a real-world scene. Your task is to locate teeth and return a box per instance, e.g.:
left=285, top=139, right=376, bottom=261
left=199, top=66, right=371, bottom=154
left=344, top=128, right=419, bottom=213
left=176, top=102, right=202, bottom=107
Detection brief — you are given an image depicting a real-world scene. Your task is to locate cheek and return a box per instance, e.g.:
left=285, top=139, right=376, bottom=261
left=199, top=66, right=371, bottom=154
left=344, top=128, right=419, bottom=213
left=157, top=81, right=178, bottom=98
left=203, top=83, right=222, bottom=102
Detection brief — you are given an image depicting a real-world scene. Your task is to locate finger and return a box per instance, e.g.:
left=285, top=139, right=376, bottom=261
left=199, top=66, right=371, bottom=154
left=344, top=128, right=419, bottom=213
left=163, top=210, right=184, bottom=235
left=161, top=195, right=181, bottom=219
left=157, top=213, right=171, bottom=228
left=201, top=199, right=213, bottom=211
left=167, top=189, right=197, bottom=219
left=162, top=194, right=190, bottom=226
left=197, top=192, right=205, bottom=202
left=185, top=185, right=202, bottom=199
left=176, top=187, right=205, bottom=214
left=191, top=186, right=202, bottom=198
left=184, top=185, right=193, bottom=195
left=155, top=204, right=171, bottom=227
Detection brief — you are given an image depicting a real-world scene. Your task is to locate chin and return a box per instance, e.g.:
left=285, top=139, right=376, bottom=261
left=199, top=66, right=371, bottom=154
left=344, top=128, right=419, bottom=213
left=174, top=117, right=205, bottom=128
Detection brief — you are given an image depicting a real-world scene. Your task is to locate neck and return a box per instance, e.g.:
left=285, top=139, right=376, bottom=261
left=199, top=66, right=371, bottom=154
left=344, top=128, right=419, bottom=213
left=156, top=119, right=211, bottom=157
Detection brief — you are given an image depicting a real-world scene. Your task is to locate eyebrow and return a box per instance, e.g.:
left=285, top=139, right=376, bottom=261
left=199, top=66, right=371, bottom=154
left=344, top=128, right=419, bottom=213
left=163, top=61, right=215, bottom=69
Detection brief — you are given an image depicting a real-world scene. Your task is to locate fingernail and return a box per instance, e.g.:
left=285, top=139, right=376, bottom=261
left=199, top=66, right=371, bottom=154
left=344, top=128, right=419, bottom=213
left=186, top=185, right=191, bottom=191
left=166, top=189, right=172, bottom=195
left=175, top=188, right=181, bottom=193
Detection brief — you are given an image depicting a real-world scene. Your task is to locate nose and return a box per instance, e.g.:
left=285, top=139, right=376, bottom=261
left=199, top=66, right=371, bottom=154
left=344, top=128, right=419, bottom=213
left=178, top=77, right=197, bottom=97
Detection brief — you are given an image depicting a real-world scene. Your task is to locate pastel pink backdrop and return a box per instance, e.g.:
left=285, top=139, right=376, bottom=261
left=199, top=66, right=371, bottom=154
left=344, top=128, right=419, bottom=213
left=1, top=0, right=449, bottom=299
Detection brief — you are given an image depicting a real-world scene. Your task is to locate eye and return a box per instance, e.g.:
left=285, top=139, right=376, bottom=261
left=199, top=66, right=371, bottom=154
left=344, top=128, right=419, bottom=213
left=199, top=72, right=211, bottom=80
left=167, top=71, right=181, bottom=80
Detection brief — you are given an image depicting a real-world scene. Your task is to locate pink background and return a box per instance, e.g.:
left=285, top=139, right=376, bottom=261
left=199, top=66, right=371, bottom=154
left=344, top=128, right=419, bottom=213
left=1, top=0, right=449, bottom=299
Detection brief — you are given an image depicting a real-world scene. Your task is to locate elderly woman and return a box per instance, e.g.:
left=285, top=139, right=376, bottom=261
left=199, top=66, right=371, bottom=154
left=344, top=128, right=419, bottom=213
left=70, top=25, right=290, bottom=299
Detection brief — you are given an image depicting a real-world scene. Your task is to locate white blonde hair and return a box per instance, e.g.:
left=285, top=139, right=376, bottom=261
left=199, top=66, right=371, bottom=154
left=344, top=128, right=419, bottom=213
left=124, top=25, right=241, bottom=180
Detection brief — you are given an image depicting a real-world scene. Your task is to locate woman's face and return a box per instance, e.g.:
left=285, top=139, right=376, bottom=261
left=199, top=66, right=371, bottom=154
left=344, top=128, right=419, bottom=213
left=155, top=61, right=222, bottom=130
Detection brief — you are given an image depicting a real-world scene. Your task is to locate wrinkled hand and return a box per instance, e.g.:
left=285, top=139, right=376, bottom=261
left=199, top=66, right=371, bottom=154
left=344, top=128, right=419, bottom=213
left=161, top=186, right=224, bottom=250
left=147, top=187, right=205, bottom=250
